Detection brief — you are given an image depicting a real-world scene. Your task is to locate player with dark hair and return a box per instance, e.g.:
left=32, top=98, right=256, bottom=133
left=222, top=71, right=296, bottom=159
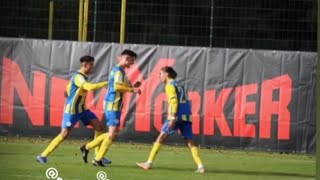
left=37, top=55, right=110, bottom=164
left=136, top=66, right=205, bottom=173
left=80, top=50, right=142, bottom=166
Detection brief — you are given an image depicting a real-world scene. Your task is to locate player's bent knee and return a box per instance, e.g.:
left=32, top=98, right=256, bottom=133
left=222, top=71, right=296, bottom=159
left=109, top=133, right=117, bottom=141
left=95, top=125, right=104, bottom=131
left=186, top=140, right=195, bottom=148
left=90, top=120, right=104, bottom=131
left=60, top=128, right=71, bottom=139
left=187, top=143, right=194, bottom=148
left=60, top=132, right=68, bottom=139
left=156, top=133, right=167, bottom=143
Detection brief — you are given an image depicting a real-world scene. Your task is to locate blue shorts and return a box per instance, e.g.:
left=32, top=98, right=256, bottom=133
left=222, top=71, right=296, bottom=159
left=105, top=111, right=121, bottom=127
left=61, top=110, right=97, bottom=129
left=161, top=120, right=193, bottom=139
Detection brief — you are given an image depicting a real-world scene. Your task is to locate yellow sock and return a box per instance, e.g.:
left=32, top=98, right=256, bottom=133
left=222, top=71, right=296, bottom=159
left=95, top=135, right=113, bottom=161
left=41, top=134, right=64, bottom=157
left=94, top=131, right=104, bottom=155
left=86, top=133, right=108, bottom=150
left=191, top=147, right=203, bottom=167
left=147, top=142, right=161, bottom=163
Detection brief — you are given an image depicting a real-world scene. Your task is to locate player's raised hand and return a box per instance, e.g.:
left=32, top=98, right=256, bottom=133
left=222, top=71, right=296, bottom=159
left=133, top=88, right=141, bottom=95
left=133, top=81, right=141, bottom=88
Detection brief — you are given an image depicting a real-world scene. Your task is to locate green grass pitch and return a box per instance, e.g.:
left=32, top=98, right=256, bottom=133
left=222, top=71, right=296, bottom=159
left=0, top=137, right=315, bottom=180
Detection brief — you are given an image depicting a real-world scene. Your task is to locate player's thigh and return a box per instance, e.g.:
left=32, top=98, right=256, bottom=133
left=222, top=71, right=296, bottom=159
left=179, top=121, right=193, bottom=140
left=87, top=119, right=104, bottom=131
left=79, top=110, right=101, bottom=129
left=105, top=111, right=121, bottom=127
left=61, top=113, right=80, bottom=129
left=161, top=120, right=177, bottom=135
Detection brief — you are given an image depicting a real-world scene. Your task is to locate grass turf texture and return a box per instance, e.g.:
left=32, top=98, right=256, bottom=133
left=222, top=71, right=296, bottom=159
left=0, top=137, right=315, bottom=180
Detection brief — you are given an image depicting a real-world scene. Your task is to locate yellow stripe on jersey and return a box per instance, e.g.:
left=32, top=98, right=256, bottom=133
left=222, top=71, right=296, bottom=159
left=74, top=74, right=86, bottom=87
left=66, top=81, right=71, bottom=96
left=182, top=115, right=187, bottom=121
left=114, top=71, right=123, bottom=83
left=65, top=104, right=70, bottom=113
left=113, top=92, right=121, bottom=111
left=114, top=71, right=133, bottom=93
left=107, top=102, right=112, bottom=111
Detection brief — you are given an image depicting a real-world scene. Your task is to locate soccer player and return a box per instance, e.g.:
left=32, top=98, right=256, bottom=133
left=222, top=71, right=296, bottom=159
left=136, top=66, right=205, bottom=173
left=80, top=49, right=141, bottom=166
left=37, top=55, right=110, bottom=164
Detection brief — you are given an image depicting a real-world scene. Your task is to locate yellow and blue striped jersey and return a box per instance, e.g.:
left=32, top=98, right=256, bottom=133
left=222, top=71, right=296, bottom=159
left=165, top=80, right=192, bottom=121
left=64, top=71, right=89, bottom=114
left=104, top=65, right=133, bottom=112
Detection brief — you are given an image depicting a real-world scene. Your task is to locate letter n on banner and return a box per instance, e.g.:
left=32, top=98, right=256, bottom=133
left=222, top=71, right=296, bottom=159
left=1, top=57, right=46, bottom=126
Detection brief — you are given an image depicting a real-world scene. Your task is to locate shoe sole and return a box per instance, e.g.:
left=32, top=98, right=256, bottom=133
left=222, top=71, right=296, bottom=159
left=93, top=163, right=104, bottom=167
left=92, top=161, right=112, bottom=165
left=195, top=169, right=205, bottom=173
left=36, top=156, right=47, bottom=163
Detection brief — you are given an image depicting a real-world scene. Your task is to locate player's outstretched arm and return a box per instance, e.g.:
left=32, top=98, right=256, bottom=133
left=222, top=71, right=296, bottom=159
left=114, top=82, right=133, bottom=93
left=114, top=82, right=142, bottom=95
left=82, top=81, right=108, bottom=91
left=73, top=74, right=108, bottom=91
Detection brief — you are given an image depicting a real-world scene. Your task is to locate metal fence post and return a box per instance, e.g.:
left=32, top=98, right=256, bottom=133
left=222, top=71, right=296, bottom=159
left=82, top=0, right=89, bottom=41
left=209, top=0, right=214, bottom=47
left=120, top=0, right=127, bottom=44
left=48, top=0, right=54, bottom=40
left=316, top=0, right=320, bottom=179
left=78, top=0, right=84, bottom=41
left=93, top=0, right=97, bottom=41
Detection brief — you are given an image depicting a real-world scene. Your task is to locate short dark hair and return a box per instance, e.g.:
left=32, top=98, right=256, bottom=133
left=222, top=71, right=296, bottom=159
left=80, top=55, right=94, bottom=63
left=161, top=66, right=177, bottom=79
left=121, top=49, right=137, bottom=58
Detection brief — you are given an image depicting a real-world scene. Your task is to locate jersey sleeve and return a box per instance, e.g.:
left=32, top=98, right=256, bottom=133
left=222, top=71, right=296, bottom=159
left=74, top=74, right=107, bottom=91
left=114, top=71, right=124, bottom=84
left=165, top=84, right=178, bottom=116
left=82, top=81, right=108, bottom=91
left=74, top=74, right=87, bottom=87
